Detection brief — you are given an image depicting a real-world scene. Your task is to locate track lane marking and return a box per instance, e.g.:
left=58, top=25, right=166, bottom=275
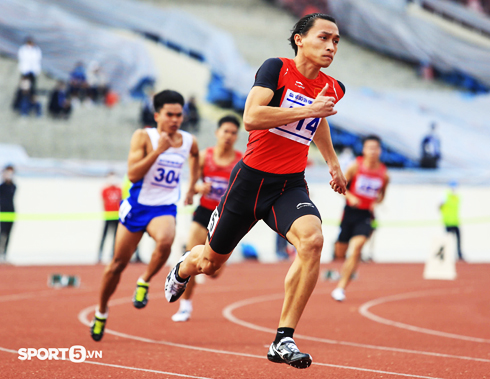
left=358, top=288, right=490, bottom=343
left=0, top=287, right=96, bottom=303
left=76, top=296, right=474, bottom=378
left=222, top=292, right=490, bottom=363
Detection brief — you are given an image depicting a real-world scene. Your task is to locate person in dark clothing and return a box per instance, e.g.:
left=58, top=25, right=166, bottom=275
left=0, top=165, right=16, bottom=261
left=69, top=62, right=88, bottom=101
left=140, top=91, right=157, bottom=128
left=182, top=96, right=200, bottom=131
left=48, top=81, right=72, bottom=119
left=420, top=122, right=441, bottom=169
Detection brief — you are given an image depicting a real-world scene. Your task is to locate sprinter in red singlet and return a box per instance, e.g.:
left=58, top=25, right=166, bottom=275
left=331, top=135, right=389, bottom=302
left=172, top=115, right=242, bottom=322
left=165, top=13, right=347, bottom=369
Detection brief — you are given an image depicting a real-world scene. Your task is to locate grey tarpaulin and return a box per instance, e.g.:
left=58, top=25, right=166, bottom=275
left=328, top=0, right=490, bottom=87
left=41, top=0, right=256, bottom=101
left=0, top=0, right=156, bottom=97
left=329, top=86, right=490, bottom=170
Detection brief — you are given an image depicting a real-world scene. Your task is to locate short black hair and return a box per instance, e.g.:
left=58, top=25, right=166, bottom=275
left=363, top=134, right=382, bottom=146
left=153, top=90, right=184, bottom=113
left=218, top=115, right=240, bottom=129
left=289, top=13, right=337, bottom=56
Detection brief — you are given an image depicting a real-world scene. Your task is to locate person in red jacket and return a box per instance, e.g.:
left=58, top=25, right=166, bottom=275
left=165, top=13, right=347, bottom=369
left=172, top=115, right=242, bottom=322
left=98, top=172, right=122, bottom=262
left=331, top=135, right=389, bottom=302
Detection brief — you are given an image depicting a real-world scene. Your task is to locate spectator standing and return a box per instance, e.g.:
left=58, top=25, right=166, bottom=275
left=440, top=180, right=464, bottom=261
left=98, top=172, right=122, bottom=263
left=420, top=122, right=441, bottom=169
left=0, top=166, right=16, bottom=262
left=17, top=37, right=42, bottom=97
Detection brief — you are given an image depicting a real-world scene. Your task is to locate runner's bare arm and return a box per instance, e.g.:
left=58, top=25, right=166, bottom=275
left=343, top=162, right=360, bottom=205
left=127, top=130, right=162, bottom=183
left=243, top=84, right=337, bottom=131
left=194, top=150, right=211, bottom=195
left=376, top=173, right=390, bottom=204
left=184, top=136, right=200, bottom=205
left=313, top=118, right=347, bottom=194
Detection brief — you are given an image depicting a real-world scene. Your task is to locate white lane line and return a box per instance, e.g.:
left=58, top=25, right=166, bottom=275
left=312, top=362, right=445, bottom=379
left=0, top=290, right=57, bottom=302
left=0, top=287, right=95, bottom=303
left=78, top=299, right=451, bottom=378
left=82, top=361, right=214, bottom=378
left=0, top=346, right=213, bottom=379
left=358, top=289, right=490, bottom=343
left=222, top=292, right=490, bottom=363
left=0, top=347, right=18, bottom=354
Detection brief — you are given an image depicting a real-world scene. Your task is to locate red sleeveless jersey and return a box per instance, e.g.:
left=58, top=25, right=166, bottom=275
left=243, top=57, right=345, bottom=174
left=200, top=147, right=243, bottom=210
left=348, top=156, right=387, bottom=210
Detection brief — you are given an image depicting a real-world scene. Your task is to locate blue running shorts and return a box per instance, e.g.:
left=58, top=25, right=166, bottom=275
left=119, top=199, right=177, bottom=232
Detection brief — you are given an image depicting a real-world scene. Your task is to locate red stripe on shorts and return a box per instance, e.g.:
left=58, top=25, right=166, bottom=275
left=253, top=178, right=264, bottom=221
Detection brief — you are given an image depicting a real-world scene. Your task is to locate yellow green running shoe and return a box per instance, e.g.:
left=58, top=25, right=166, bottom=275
left=132, top=281, right=149, bottom=309
left=90, top=315, right=106, bottom=342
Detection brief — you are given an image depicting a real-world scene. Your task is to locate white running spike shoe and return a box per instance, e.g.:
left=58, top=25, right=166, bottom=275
left=165, top=251, right=191, bottom=303
left=331, top=287, right=346, bottom=302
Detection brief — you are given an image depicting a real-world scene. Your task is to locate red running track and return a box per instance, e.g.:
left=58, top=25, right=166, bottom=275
left=0, top=262, right=489, bottom=378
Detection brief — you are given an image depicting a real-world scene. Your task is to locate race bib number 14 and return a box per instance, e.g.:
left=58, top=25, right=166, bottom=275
left=269, top=89, right=319, bottom=146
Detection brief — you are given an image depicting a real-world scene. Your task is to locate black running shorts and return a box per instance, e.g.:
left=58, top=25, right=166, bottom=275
left=193, top=205, right=214, bottom=229
left=207, top=160, right=321, bottom=255
left=337, top=205, right=374, bottom=243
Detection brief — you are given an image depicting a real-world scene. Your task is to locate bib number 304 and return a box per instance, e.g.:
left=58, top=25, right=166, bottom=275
left=154, top=168, right=180, bottom=184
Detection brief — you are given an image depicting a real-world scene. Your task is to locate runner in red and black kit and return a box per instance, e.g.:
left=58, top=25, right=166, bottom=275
left=165, top=13, right=347, bottom=369
left=171, top=115, right=242, bottom=322
left=331, top=135, right=389, bottom=302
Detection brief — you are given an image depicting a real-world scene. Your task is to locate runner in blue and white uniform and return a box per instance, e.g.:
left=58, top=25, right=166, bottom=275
left=90, top=90, right=199, bottom=342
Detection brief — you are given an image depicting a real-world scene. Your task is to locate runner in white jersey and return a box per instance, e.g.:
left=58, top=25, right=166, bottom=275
left=90, top=90, right=199, bottom=342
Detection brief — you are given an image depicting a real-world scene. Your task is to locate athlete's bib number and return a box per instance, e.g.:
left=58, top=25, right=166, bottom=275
left=354, top=175, right=383, bottom=199
left=205, top=177, right=229, bottom=202
left=154, top=168, right=180, bottom=186
left=295, top=118, right=320, bottom=135
left=269, top=89, right=319, bottom=145
left=207, top=207, right=220, bottom=237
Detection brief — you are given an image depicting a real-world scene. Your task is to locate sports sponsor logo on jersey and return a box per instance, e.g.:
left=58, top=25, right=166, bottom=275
left=295, top=81, right=305, bottom=89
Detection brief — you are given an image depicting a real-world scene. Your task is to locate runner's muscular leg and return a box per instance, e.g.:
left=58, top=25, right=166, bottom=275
left=280, top=214, right=323, bottom=329
left=337, top=235, right=367, bottom=290
left=99, top=224, right=144, bottom=313
left=178, top=241, right=230, bottom=278
left=181, top=221, right=209, bottom=299
left=334, top=241, right=348, bottom=260
left=141, top=215, right=176, bottom=282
